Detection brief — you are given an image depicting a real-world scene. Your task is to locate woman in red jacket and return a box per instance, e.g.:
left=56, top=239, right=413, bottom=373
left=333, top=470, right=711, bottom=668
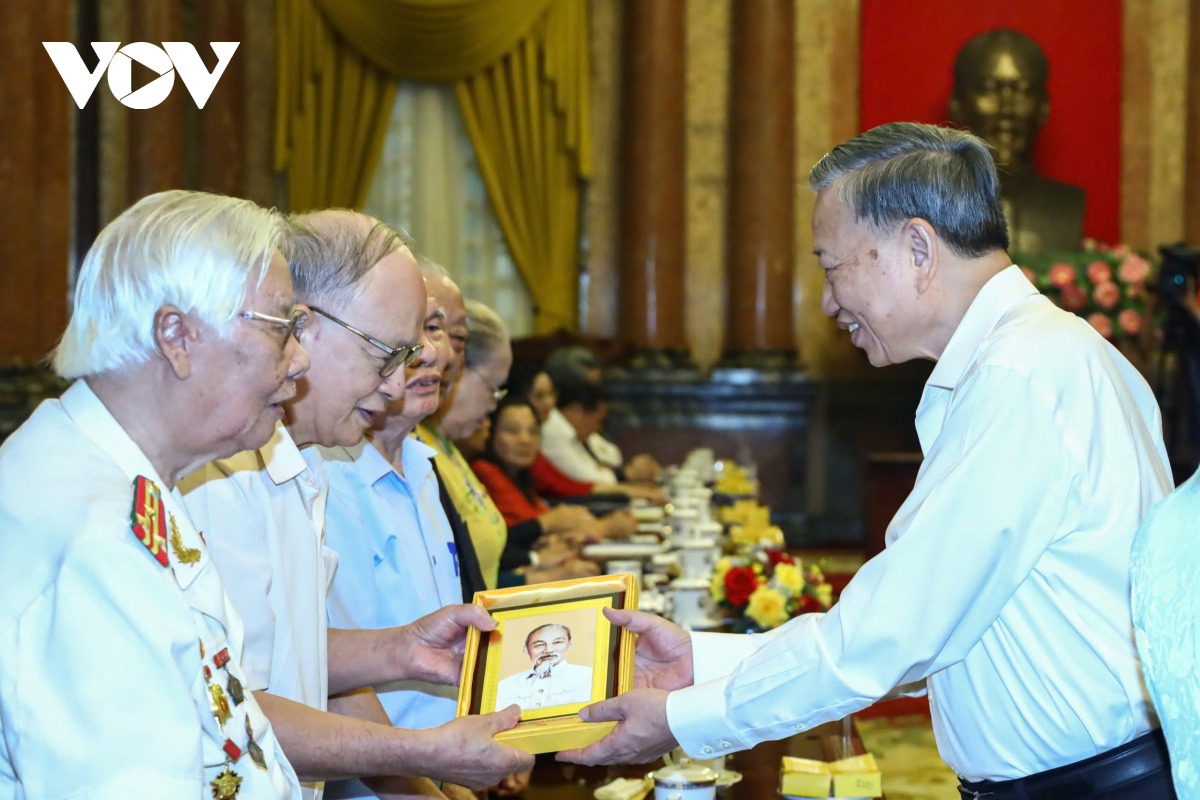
left=472, top=397, right=635, bottom=542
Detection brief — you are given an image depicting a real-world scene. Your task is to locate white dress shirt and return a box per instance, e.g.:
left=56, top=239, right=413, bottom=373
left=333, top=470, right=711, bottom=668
left=181, top=423, right=337, bottom=800
left=540, top=408, right=618, bottom=484
left=666, top=266, right=1171, bottom=782
left=1131, top=468, right=1200, bottom=797
left=322, top=437, right=462, bottom=730
left=0, top=381, right=299, bottom=800
left=494, top=661, right=594, bottom=712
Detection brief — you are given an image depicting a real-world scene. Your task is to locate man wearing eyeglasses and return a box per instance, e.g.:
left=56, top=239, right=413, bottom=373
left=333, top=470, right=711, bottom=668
left=181, top=210, right=533, bottom=799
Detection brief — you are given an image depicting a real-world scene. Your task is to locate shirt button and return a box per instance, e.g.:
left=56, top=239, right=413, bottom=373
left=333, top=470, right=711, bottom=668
left=720, top=741, right=731, bottom=749
left=702, top=746, right=714, bottom=755
left=304, top=477, right=316, bottom=488
left=538, top=689, right=544, bottom=694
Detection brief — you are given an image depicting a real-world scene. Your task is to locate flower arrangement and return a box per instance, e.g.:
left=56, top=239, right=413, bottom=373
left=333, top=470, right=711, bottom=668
left=711, top=549, right=834, bottom=632
left=1013, top=243, right=1159, bottom=345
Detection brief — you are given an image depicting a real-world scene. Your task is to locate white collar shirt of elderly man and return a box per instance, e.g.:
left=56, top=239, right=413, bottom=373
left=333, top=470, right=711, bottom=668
left=813, top=186, right=1011, bottom=367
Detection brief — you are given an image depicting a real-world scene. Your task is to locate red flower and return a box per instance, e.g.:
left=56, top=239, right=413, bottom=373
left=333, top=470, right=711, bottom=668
left=1087, top=312, right=1113, bottom=339
left=766, top=549, right=794, bottom=567
left=798, top=594, right=824, bottom=614
left=1086, top=261, right=1112, bottom=284
left=1060, top=283, right=1087, bottom=312
left=1118, top=309, right=1142, bottom=336
left=1049, top=263, right=1076, bottom=288
left=1118, top=255, right=1152, bottom=284
left=1093, top=281, right=1120, bottom=309
left=724, top=566, right=760, bottom=607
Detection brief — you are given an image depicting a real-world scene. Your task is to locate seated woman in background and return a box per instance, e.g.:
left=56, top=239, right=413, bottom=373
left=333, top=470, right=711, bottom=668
left=505, top=364, right=665, bottom=505
left=472, top=397, right=636, bottom=541
left=420, top=300, right=598, bottom=588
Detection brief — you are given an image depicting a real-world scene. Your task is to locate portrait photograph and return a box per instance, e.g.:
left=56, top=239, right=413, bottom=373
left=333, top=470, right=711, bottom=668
left=456, top=573, right=639, bottom=754
left=482, top=598, right=611, bottom=721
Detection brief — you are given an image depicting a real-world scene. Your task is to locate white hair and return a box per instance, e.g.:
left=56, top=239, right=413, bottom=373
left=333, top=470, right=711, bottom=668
left=53, top=190, right=287, bottom=379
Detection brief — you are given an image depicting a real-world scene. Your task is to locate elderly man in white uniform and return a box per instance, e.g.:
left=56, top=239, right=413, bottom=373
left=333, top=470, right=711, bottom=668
left=558, top=123, right=1177, bottom=800
left=181, top=210, right=533, bottom=799
left=0, top=191, right=307, bottom=799
left=495, top=624, right=594, bottom=712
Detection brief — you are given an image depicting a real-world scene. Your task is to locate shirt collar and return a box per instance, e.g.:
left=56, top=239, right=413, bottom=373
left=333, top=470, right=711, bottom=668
left=926, top=265, right=1037, bottom=391
left=60, top=379, right=166, bottom=486
left=261, top=422, right=313, bottom=486
left=333, top=435, right=439, bottom=490
left=544, top=408, right=578, bottom=442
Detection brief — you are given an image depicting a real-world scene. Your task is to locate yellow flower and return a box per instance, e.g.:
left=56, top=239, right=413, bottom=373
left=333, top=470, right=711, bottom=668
left=746, top=585, right=790, bottom=630
left=774, top=563, right=804, bottom=596
left=815, top=583, right=834, bottom=608
left=710, top=557, right=733, bottom=602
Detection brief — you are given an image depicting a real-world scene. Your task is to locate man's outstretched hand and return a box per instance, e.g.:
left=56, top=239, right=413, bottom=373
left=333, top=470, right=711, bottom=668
left=556, top=688, right=677, bottom=766
left=605, top=608, right=694, bottom=690
left=394, top=604, right=497, bottom=685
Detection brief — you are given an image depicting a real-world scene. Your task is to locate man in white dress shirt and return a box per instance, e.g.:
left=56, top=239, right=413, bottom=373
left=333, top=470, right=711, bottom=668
left=0, top=191, right=307, bottom=799
left=558, top=123, right=1177, bottom=800
left=495, top=624, right=594, bottom=712
left=181, top=210, right=534, bottom=799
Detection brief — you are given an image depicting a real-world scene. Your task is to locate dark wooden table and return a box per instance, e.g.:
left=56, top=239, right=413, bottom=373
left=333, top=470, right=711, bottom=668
left=521, top=720, right=877, bottom=799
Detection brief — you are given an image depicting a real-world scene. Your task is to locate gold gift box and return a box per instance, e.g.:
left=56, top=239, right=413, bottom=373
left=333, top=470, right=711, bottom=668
left=780, top=754, right=882, bottom=798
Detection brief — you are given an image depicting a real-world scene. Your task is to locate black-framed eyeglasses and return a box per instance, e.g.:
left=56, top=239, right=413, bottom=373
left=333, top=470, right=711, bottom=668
left=240, top=306, right=307, bottom=349
left=309, top=306, right=423, bottom=377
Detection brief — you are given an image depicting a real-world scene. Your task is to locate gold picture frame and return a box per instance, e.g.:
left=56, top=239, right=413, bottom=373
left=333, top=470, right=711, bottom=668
left=456, top=573, right=640, bottom=755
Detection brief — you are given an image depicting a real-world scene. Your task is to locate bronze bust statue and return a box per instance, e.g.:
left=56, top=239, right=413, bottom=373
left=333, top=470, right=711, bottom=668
left=949, top=29, right=1086, bottom=252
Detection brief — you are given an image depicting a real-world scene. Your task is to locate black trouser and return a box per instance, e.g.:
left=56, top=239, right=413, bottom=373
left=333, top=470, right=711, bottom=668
left=957, top=729, right=1176, bottom=800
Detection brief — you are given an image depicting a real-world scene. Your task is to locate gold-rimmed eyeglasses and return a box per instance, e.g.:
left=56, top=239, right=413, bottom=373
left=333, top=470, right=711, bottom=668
left=309, top=306, right=423, bottom=377
left=240, top=306, right=307, bottom=349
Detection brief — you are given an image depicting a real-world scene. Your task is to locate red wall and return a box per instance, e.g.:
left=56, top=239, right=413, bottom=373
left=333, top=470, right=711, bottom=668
left=860, top=0, right=1123, bottom=245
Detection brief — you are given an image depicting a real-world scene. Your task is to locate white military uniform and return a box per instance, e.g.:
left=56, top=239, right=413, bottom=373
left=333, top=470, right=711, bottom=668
left=0, top=381, right=299, bottom=800
left=181, top=422, right=336, bottom=800
left=494, top=661, right=593, bottom=712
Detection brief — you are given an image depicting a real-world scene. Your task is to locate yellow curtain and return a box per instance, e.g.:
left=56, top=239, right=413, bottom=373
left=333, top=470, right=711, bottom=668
left=275, top=0, right=591, bottom=332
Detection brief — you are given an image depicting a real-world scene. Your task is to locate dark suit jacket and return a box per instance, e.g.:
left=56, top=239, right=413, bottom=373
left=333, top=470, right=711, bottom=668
left=431, top=460, right=488, bottom=601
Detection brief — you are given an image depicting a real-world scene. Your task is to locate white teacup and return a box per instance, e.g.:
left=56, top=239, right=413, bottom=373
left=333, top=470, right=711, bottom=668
left=695, top=521, right=724, bottom=541
left=605, top=559, right=643, bottom=581
left=651, top=764, right=717, bottom=800
left=678, top=538, right=716, bottom=579
left=668, top=578, right=714, bottom=629
left=668, top=510, right=699, bottom=544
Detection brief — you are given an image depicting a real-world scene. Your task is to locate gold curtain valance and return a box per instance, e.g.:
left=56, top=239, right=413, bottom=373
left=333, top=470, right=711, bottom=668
left=312, top=0, right=555, bottom=80
left=275, top=0, right=591, bottom=332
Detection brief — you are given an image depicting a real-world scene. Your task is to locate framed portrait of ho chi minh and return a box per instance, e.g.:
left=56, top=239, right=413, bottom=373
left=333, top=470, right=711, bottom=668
left=456, top=573, right=639, bottom=754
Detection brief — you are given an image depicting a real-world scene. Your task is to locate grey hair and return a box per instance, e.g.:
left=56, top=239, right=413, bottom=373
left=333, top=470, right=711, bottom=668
left=283, top=211, right=404, bottom=309
left=544, top=346, right=600, bottom=389
left=808, top=122, right=1010, bottom=257
left=463, top=300, right=509, bottom=370
left=53, top=190, right=286, bottom=379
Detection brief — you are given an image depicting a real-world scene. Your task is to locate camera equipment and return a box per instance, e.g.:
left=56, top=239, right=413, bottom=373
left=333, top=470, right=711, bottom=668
left=1156, top=244, right=1200, bottom=478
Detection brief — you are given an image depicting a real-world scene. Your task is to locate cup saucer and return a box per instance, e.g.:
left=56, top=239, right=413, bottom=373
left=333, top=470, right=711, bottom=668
left=716, top=769, right=742, bottom=788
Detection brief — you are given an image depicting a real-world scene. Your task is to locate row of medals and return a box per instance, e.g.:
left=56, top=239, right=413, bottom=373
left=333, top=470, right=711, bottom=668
left=181, top=510, right=269, bottom=800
